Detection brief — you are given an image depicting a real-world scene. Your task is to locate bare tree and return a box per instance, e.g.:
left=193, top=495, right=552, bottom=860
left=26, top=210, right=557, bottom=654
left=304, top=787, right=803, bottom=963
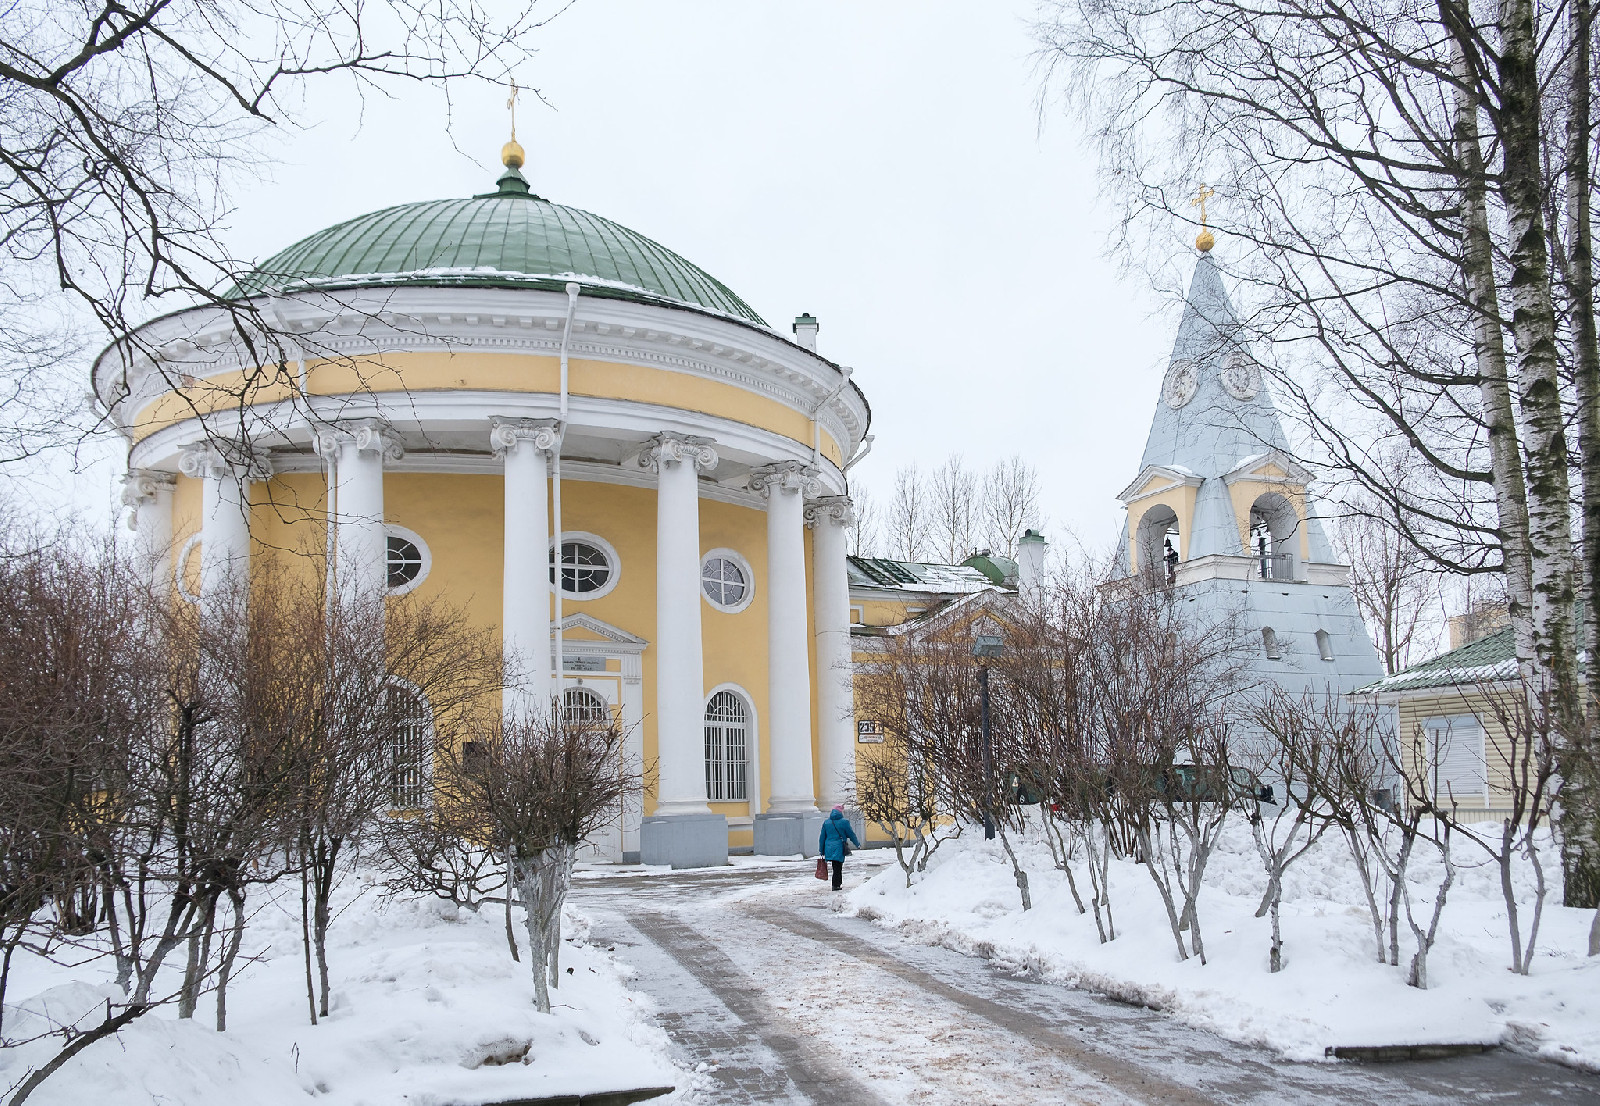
left=433, top=707, right=637, bottom=1014
left=1033, top=0, right=1598, bottom=902
left=884, top=464, right=932, bottom=562
left=930, top=454, right=979, bottom=564
left=1336, top=495, right=1442, bottom=676
left=847, top=484, right=881, bottom=558
left=981, top=456, right=1043, bottom=558
left=2, top=0, right=555, bottom=463
left=850, top=737, right=952, bottom=887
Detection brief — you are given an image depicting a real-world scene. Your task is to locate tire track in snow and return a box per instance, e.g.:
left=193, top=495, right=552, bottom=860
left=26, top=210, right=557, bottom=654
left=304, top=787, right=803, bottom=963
left=745, top=902, right=1214, bottom=1106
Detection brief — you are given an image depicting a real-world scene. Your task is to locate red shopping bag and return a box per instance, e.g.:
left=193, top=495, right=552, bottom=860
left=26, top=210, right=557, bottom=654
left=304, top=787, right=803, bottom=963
left=814, top=857, right=828, bottom=880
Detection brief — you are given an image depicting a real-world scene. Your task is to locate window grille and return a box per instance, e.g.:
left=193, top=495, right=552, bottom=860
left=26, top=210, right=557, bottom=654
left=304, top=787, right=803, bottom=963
left=701, top=555, right=748, bottom=608
left=704, top=690, right=749, bottom=802
left=562, top=686, right=610, bottom=725
left=387, top=534, right=424, bottom=588
left=549, top=540, right=612, bottom=594
left=388, top=687, right=431, bottom=809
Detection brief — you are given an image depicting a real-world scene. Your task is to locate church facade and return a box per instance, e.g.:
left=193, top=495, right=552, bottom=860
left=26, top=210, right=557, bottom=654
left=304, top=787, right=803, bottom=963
left=1116, top=244, right=1384, bottom=728
left=97, top=144, right=870, bottom=868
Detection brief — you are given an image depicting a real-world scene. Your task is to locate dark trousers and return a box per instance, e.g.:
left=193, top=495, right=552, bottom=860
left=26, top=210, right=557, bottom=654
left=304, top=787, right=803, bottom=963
left=830, top=859, right=843, bottom=890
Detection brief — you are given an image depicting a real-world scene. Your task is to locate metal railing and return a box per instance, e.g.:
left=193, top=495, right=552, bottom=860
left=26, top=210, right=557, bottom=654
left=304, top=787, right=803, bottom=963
left=1257, top=551, right=1294, bottom=580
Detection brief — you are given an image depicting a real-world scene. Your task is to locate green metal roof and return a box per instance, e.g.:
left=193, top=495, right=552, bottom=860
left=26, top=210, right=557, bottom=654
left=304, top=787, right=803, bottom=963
left=1361, top=626, right=1517, bottom=695
left=229, top=168, right=767, bottom=325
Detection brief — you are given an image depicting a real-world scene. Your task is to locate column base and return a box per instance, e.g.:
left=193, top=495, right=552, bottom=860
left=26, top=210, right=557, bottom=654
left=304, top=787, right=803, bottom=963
left=639, top=813, right=729, bottom=869
left=752, top=810, right=824, bottom=857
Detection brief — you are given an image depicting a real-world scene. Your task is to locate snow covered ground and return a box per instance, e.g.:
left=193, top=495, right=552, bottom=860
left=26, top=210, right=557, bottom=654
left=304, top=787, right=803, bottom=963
left=0, top=876, right=686, bottom=1106
left=846, top=818, right=1600, bottom=1071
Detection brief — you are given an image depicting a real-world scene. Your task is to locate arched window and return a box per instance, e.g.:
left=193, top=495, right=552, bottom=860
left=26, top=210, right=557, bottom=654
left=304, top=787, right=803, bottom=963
left=704, top=691, right=749, bottom=802
left=1261, top=626, right=1281, bottom=661
left=1249, top=493, right=1301, bottom=581
left=562, top=686, right=610, bottom=725
left=1315, top=629, right=1334, bottom=662
left=387, top=684, right=432, bottom=810
left=1136, top=505, right=1180, bottom=585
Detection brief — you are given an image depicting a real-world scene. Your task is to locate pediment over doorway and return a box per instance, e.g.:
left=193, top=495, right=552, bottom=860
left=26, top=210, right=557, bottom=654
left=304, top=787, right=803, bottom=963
left=554, top=612, right=648, bottom=653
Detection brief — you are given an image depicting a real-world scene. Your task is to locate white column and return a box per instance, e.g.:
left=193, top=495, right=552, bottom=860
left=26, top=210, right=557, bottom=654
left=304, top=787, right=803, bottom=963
left=122, top=469, right=177, bottom=597
left=642, top=433, right=719, bottom=816
left=807, top=494, right=856, bottom=809
left=750, top=461, right=818, bottom=813
left=179, top=445, right=269, bottom=611
left=492, top=417, right=560, bottom=721
left=314, top=420, right=402, bottom=605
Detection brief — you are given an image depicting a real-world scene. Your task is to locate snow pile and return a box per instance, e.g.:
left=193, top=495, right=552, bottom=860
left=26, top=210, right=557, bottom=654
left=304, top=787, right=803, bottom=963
left=0, top=880, right=684, bottom=1105
left=847, top=820, right=1600, bottom=1069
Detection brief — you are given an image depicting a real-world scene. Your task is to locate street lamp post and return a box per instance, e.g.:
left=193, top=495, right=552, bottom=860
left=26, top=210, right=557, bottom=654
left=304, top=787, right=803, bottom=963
left=972, top=634, right=1003, bottom=841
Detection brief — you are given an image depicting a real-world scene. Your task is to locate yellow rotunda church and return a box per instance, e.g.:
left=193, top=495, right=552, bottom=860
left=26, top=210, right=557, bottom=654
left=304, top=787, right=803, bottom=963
left=95, top=143, right=873, bottom=868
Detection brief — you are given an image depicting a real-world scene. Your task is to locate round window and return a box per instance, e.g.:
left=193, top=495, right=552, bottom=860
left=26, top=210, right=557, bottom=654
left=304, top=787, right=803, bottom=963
left=700, top=551, right=753, bottom=612
left=550, top=539, right=613, bottom=596
left=387, top=535, right=424, bottom=588
left=384, top=526, right=431, bottom=594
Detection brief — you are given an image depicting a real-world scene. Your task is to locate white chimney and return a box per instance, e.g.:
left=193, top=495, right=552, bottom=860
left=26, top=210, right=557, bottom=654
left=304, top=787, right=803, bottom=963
left=793, top=312, right=819, bottom=351
left=1016, top=528, right=1048, bottom=602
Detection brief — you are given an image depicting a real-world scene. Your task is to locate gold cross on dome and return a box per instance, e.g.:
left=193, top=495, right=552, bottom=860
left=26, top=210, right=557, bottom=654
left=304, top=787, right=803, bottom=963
left=506, top=79, right=520, bottom=141
left=1191, top=185, right=1215, bottom=228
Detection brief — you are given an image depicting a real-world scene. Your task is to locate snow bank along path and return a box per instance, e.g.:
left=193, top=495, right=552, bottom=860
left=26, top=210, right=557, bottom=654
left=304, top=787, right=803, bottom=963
left=846, top=817, right=1600, bottom=1073
left=0, top=875, right=684, bottom=1106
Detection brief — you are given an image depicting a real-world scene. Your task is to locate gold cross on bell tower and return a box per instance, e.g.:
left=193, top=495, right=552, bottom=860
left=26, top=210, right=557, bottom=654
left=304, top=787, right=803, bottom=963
left=502, top=79, right=526, bottom=170
left=1192, top=185, right=1216, bottom=252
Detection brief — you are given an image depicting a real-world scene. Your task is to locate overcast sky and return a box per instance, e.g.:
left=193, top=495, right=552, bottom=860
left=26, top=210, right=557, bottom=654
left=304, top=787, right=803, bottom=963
left=44, top=0, right=1192, bottom=557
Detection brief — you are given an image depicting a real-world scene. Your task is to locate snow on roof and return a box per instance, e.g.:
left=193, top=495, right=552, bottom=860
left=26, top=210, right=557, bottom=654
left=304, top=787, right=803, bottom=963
left=1359, top=626, right=1518, bottom=694
left=847, top=556, right=998, bottom=595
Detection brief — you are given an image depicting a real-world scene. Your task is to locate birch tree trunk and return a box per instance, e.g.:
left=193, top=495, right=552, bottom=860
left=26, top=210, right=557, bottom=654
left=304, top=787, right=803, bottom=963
left=1564, top=0, right=1600, bottom=913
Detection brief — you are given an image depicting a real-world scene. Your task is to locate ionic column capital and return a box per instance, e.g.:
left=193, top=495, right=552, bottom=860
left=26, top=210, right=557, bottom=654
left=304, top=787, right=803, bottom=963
left=490, top=417, right=561, bottom=458
left=178, top=442, right=274, bottom=482
left=121, top=468, right=177, bottom=509
left=804, top=494, right=855, bottom=529
left=312, top=418, right=404, bottom=463
left=639, top=432, right=718, bottom=474
left=748, top=461, right=818, bottom=499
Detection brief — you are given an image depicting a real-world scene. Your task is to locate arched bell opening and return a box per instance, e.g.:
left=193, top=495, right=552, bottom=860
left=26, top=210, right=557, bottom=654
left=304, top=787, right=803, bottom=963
left=1248, top=492, right=1301, bottom=582
left=1136, top=505, right=1182, bottom=586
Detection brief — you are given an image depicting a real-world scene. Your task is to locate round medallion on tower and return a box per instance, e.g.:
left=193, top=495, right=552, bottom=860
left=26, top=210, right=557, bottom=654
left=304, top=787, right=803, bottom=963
left=1163, top=358, right=1199, bottom=408
left=1220, top=350, right=1261, bottom=400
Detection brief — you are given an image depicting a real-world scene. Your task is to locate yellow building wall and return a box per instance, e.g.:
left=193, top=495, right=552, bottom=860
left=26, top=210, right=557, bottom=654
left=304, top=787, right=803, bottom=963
left=131, top=351, right=846, bottom=467
left=162, top=467, right=836, bottom=836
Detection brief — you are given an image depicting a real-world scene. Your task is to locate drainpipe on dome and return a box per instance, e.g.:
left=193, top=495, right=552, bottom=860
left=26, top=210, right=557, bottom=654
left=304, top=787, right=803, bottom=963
left=811, top=365, right=853, bottom=470
left=551, top=282, right=580, bottom=712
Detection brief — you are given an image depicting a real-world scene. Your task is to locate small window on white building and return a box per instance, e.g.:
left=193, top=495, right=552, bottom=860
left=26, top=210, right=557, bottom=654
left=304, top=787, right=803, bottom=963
left=385, top=525, right=430, bottom=593
left=387, top=684, right=432, bottom=810
left=1315, top=629, right=1334, bottom=662
left=704, top=690, right=749, bottom=802
left=700, top=549, right=754, bottom=612
left=1261, top=626, right=1281, bottom=660
left=1421, top=715, right=1487, bottom=805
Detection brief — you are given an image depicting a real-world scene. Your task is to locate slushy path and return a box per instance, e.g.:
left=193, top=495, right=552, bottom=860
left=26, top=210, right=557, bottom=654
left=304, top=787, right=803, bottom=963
left=571, top=855, right=1600, bottom=1105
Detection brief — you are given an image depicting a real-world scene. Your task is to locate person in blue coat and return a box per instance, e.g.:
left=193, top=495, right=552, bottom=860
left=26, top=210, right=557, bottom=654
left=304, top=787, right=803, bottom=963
left=818, top=805, right=860, bottom=890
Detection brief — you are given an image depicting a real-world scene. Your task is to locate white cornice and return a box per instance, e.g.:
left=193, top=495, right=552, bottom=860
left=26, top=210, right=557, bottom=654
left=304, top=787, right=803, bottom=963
left=1117, top=463, right=1204, bottom=506
left=96, top=286, right=868, bottom=459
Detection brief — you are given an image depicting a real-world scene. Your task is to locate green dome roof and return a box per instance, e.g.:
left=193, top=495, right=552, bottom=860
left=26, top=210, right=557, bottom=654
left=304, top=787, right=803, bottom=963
left=231, top=168, right=767, bottom=325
